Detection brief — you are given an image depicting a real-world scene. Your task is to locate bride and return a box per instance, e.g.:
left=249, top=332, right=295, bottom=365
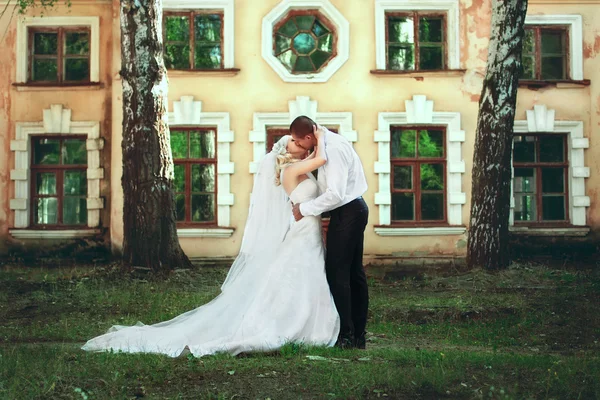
left=82, top=128, right=340, bottom=357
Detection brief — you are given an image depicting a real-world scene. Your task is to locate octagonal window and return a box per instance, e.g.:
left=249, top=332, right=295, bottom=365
left=273, top=12, right=336, bottom=74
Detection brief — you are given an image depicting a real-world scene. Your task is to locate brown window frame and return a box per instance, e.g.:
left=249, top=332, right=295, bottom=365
left=30, top=135, right=88, bottom=229
left=512, top=134, right=570, bottom=226
left=390, top=126, right=447, bottom=225
left=385, top=11, right=447, bottom=72
left=172, top=127, right=218, bottom=227
left=163, top=10, right=225, bottom=71
left=27, top=26, right=91, bottom=84
left=521, top=25, right=570, bottom=81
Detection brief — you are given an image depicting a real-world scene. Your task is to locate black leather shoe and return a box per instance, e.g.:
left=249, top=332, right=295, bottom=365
left=354, top=332, right=366, bottom=349
left=335, top=335, right=354, bottom=349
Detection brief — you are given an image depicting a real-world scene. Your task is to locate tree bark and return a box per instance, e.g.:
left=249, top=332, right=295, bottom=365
left=120, top=0, right=192, bottom=274
left=467, top=0, right=529, bottom=270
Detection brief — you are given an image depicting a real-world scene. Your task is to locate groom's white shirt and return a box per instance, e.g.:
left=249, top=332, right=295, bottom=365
left=299, top=128, right=368, bottom=217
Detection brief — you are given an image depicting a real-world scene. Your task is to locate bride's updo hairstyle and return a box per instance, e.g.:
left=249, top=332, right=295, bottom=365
left=272, top=137, right=298, bottom=186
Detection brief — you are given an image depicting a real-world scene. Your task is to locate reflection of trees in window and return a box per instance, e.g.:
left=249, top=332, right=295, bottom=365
left=520, top=26, right=568, bottom=80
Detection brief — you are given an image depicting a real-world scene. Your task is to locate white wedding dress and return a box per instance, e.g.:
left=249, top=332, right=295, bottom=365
left=82, top=177, right=340, bottom=358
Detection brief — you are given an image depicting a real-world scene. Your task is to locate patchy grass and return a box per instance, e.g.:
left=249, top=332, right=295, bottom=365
left=1, top=262, right=599, bottom=399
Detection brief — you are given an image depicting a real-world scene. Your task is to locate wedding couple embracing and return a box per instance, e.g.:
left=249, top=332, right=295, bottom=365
left=82, top=116, right=369, bottom=357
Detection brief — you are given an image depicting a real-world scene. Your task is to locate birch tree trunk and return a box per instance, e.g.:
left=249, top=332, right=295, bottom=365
left=467, top=0, right=529, bottom=270
left=120, top=0, right=192, bottom=274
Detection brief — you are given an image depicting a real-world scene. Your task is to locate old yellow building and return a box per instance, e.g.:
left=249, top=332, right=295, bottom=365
left=1, top=0, right=598, bottom=261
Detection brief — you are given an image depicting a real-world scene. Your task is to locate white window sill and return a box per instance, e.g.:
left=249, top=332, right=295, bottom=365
left=177, top=228, right=235, bottom=238
left=13, top=82, right=103, bottom=92
left=509, top=226, right=590, bottom=237
left=374, top=227, right=466, bottom=236
left=9, top=229, right=101, bottom=239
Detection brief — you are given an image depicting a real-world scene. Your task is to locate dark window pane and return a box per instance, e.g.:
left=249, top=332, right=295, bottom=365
left=293, top=32, right=316, bottom=55
left=542, top=196, right=565, bottom=220
left=192, top=164, right=215, bottom=192
left=539, top=136, right=564, bottom=162
left=65, top=59, right=89, bottom=81
left=277, top=50, right=298, bottom=72
left=164, top=44, right=190, bottom=69
left=32, top=59, right=58, bottom=81
left=392, top=193, right=414, bottom=220
left=514, top=194, right=536, bottom=221
left=33, top=139, right=60, bottom=165
left=64, top=171, right=87, bottom=195
left=542, top=168, right=565, bottom=193
left=520, top=55, right=535, bottom=79
left=165, top=16, right=190, bottom=41
left=278, top=19, right=298, bottom=37
left=387, top=16, right=414, bottom=43
left=33, top=32, right=57, bottom=54
left=418, top=130, right=444, bottom=157
left=175, top=193, right=186, bottom=221
left=63, top=197, right=87, bottom=225
left=171, top=131, right=188, bottom=159
left=391, top=129, right=416, bottom=158
left=310, top=50, right=331, bottom=70
left=393, top=165, right=412, bottom=189
left=513, top=135, right=536, bottom=162
left=541, top=56, right=566, bottom=79
left=191, top=194, right=215, bottom=222
left=195, top=44, right=221, bottom=69
left=65, top=32, right=89, bottom=55
left=419, top=46, right=443, bottom=70
left=312, top=19, right=329, bottom=36
left=421, top=193, right=444, bottom=220
left=317, top=33, right=333, bottom=53
left=63, top=139, right=87, bottom=164
left=420, top=163, right=444, bottom=190
left=36, top=197, right=58, bottom=224
left=173, top=164, right=185, bottom=193
left=295, top=55, right=314, bottom=72
left=522, top=29, right=536, bottom=54
left=541, top=31, right=565, bottom=54
left=36, top=172, right=56, bottom=195
left=275, top=34, right=291, bottom=54
left=514, top=168, right=536, bottom=193
left=195, top=14, right=221, bottom=41
left=190, top=130, right=216, bottom=159
left=388, top=45, right=414, bottom=70
left=419, top=17, right=442, bottom=42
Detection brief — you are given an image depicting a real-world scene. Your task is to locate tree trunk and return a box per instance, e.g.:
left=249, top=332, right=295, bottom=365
left=120, top=0, right=192, bottom=274
left=467, top=0, right=529, bottom=270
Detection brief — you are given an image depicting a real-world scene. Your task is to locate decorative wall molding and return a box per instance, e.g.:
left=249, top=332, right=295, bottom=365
left=262, top=0, right=349, bottom=83
left=512, top=104, right=589, bottom=226
left=249, top=96, right=357, bottom=173
left=16, top=16, right=100, bottom=83
left=374, top=0, right=460, bottom=70
left=163, top=0, right=235, bottom=68
left=10, top=104, right=103, bottom=230
left=168, top=96, right=235, bottom=232
left=374, top=227, right=466, bottom=236
left=374, top=95, right=466, bottom=234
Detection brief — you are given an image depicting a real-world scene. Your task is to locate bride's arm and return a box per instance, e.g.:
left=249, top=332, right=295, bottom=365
left=286, top=126, right=327, bottom=177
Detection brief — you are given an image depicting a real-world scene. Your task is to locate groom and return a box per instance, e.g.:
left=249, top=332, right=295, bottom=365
left=290, top=116, right=369, bottom=349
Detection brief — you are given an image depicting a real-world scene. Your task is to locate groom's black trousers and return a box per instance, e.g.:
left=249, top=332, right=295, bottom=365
left=325, top=197, right=369, bottom=340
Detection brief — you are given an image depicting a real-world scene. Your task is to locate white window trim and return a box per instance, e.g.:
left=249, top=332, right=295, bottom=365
left=9, top=104, right=104, bottom=232
left=374, top=0, right=460, bottom=70
left=511, top=104, right=589, bottom=226
left=168, top=96, right=235, bottom=237
left=524, top=14, right=583, bottom=80
left=16, top=16, right=100, bottom=83
left=374, top=95, right=466, bottom=236
left=163, top=0, right=235, bottom=68
left=249, top=96, right=357, bottom=174
left=262, top=0, right=349, bottom=83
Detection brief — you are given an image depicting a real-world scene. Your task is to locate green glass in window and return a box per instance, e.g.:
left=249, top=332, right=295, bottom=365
left=539, top=136, right=564, bottom=162
left=514, top=168, right=536, bottom=193
left=170, top=131, right=188, bottom=159
left=191, top=194, right=215, bottom=222
left=278, top=19, right=298, bottom=37
left=65, top=32, right=90, bottom=55
left=421, top=193, right=444, bottom=220
left=173, top=164, right=185, bottom=192
left=541, top=168, right=564, bottom=193
left=392, top=193, right=414, bottom=220
left=317, top=33, right=333, bottom=53
left=164, top=43, right=190, bottom=69
left=420, top=163, right=444, bottom=190
left=295, top=55, right=314, bottom=72
left=393, top=165, right=412, bottom=189
left=312, top=19, right=329, bottom=36
left=34, top=139, right=60, bottom=164
left=195, top=44, right=221, bottom=69
left=388, top=16, right=414, bottom=43
left=419, top=46, right=443, bottom=70
left=522, top=29, right=535, bottom=54
left=64, top=171, right=87, bottom=195
left=293, top=32, right=316, bottom=55
left=295, top=15, right=315, bottom=31
left=32, top=59, right=58, bottom=81
left=190, top=130, right=215, bottom=159
left=195, top=14, right=222, bottom=42
left=513, top=135, right=536, bottom=162
left=391, top=129, right=416, bottom=158
left=36, top=173, right=56, bottom=195
left=165, top=16, right=190, bottom=41
left=514, top=194, right=536, bottom=221
left=63, top=197, right=87, bottom=225
left=277, top=50, right=298, bottom=72
left=34, top=32, right=58, bottom=54
left=62, top=139, right=87, bottom=164
left=388, top=45, right=414, bottom=70
left=275, top=34, right=291, bottom=55
left=541, top=56, right=565, bottom=79
left=65, top=59, right=89, bottom=81
left=175, top=193, right=186, bottom=221
left=36, top=197, right=58, bottom=224
left=419, top=17, right=442, bottom=43
left=541, top=31, right=564, bottom=54
left=192, top=164, right=215, bottom=192
left=520, top=55, right=535, bottom=79
left=542, top=195, right=565, bottom=220
left=418, top=130, right=443, bottom=157
left=310, top=50, right=331, bottom=70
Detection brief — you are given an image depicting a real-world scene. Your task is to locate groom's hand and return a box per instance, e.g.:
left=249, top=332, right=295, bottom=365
left=292, top=203, right=304, bottom=221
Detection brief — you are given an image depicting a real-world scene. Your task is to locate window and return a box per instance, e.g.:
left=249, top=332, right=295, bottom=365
left=28, top=27, right=90, bottom=83
left=30, top=136, right=88, bottom=226
left=386, top=12, right=445, bottom=71
left=163, top=11, right=224, bottom=70
left=390, top=127, right=446, bottom=223
left=513, top=134, right=569, bottom=223
left=171, top=128, right=217, bottom=225
left=521, top=26, right=568, bottom=80
left=266, top=128, right=288, bottom=152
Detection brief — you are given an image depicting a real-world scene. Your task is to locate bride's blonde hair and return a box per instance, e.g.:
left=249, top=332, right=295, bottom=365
left=274, top=152, right=299, bottom=186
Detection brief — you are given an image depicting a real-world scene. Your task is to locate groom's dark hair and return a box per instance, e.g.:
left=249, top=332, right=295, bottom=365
left=290, top=116, right=316, bottom=138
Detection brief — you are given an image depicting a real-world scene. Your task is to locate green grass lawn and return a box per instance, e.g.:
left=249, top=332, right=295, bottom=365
left=1, top=262, right=599, bottom=399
